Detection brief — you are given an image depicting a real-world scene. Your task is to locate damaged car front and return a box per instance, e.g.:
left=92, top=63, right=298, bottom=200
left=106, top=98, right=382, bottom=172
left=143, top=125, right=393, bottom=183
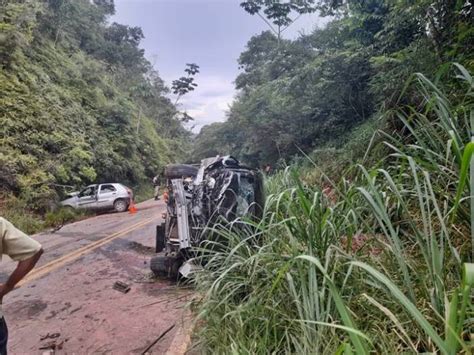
left=150, top=156, right=264, bottom=279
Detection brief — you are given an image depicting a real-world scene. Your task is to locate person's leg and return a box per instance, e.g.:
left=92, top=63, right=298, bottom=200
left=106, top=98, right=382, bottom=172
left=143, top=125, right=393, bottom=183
left=0, top=317, right=8, bottom=355
left=154, top=185, right=160, bottom=200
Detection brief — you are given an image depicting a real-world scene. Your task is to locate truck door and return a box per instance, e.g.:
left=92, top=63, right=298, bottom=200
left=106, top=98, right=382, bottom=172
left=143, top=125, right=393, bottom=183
left=97, top=184, right=117, bottom=209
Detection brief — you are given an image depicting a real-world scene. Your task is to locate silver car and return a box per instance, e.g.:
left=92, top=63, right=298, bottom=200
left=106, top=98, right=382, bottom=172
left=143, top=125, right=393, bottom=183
left=60, top=183, right=133, bottom=212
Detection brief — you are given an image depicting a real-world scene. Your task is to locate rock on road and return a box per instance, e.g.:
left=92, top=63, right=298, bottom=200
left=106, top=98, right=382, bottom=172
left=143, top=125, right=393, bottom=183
left=0, top=199, right=192, bottom=354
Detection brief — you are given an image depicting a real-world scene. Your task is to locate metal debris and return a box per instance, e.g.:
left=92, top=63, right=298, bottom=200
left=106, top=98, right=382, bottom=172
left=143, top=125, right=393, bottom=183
left=39, top=339, right=65, bottom=351
left=113, top=281, right=131, bottom=293
left=40, top=332, right=61, bottom=341
left=141, top=324, right=175, bottom=354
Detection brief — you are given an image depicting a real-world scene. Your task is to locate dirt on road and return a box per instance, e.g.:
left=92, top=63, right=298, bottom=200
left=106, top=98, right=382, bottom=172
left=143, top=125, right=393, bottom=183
left=0, top=199, right=192, bottom=354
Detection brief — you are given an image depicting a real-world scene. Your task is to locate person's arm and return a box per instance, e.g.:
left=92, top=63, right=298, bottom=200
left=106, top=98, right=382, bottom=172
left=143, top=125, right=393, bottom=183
left=0, top=249, right=43, bottom=300
left=0, top=218, right=43, bottom=301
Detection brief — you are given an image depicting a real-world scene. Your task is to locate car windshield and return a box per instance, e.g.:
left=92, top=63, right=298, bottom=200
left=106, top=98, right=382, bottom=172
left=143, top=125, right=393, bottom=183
left=235, top=176, right=255, bottom=216
left=217, top=172, right=256, bottom=219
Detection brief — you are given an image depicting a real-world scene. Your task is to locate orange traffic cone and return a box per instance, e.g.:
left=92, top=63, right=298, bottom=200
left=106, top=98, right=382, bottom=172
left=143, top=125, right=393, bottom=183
left=129, top=199, right=137, bottom=214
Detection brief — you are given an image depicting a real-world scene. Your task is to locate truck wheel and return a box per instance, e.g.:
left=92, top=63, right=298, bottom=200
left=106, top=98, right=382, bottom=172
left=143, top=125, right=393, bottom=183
left=170, top=257, right=184, bottom=281
left=114, top=199, right=128, bottom=213
left=164, top=164, right=199, bottom=179
left=150, top=256, right=168, bottom=277
left=150, top=255, right=183, bottom=280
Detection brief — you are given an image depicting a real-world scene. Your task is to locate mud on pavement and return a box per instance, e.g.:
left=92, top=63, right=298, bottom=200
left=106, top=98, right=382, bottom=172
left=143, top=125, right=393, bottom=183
left=0, top=199, right=192, bottom=354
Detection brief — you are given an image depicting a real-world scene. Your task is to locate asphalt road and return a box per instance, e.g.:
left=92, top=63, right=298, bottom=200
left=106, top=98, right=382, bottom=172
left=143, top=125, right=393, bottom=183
left=0, top=199, right=191, bottom=354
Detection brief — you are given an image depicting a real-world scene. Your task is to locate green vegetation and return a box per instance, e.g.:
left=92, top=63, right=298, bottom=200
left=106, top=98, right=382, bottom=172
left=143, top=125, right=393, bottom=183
left=1, top=0, right=190, bottom=232
left=192, top=65, right=474, bottom=354
left=190, top=1, right=474, bottom=353
left=1, top=196, right=89, bottom=233
left=1, top=0, right=473, bottom=351
left=192, top=0, right=473, bottom=167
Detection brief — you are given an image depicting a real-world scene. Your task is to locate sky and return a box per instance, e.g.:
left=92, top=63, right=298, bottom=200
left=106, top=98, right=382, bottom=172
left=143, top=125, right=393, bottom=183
left=112, top=0, right=328, bottom=132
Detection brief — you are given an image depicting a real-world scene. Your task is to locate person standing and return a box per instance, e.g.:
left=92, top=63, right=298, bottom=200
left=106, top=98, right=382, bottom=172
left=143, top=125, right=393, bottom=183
left=264, top=164, right=272, bottom=175
left=0, top=218, right=43, bottom=355
left=153, top=174, right=161, bottom=200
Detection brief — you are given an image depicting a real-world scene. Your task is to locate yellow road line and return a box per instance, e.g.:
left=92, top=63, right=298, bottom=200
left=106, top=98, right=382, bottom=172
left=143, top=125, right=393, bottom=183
left=18, top=217, right=156, bottom=286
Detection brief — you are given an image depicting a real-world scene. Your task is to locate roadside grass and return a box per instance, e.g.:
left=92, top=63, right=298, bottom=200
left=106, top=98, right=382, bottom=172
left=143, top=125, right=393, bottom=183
left=1, top=194, right=92, bottom=234
left=44, top=207, right=92, bottom=231
left=191, top=64, right=474, bottom=353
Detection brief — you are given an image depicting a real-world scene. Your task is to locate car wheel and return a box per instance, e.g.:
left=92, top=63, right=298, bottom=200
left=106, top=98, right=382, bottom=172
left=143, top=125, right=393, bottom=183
left=164, top=164, right=199, bottom=179
left=114, top=199, right=128, bottom=213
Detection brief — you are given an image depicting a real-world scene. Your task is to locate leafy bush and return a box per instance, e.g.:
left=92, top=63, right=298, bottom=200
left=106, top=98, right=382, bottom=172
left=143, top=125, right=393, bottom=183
left=0, top=194, right=44, bottom=234
left=44, top=207, right=89, bottom=230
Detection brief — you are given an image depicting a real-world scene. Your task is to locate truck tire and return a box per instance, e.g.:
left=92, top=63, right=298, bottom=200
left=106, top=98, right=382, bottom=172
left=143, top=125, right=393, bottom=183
left=150, top=256, right=168, bottom=277
left=164, top=164, right=198, bottom=179
left=150, top=255, right=183, bottom=280
left=170, top=257, right=183, bottom=281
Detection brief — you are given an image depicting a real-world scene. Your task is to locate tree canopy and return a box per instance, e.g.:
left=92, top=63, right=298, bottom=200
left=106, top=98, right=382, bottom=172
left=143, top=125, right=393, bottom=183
left=192, top=0, right=473, bottom=167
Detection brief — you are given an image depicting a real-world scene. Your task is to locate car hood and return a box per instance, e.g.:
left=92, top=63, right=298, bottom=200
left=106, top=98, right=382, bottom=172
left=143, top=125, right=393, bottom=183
left=60, top=196, right=78, bottom=205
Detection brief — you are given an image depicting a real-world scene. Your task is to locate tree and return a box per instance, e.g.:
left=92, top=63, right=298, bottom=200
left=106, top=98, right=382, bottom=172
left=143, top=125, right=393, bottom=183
left=235, top=31, right=311, bottom=90
left=172, top=63, right=199, bottom=103
left=240, top=0, right=318, bottom=40
left=171, top=63, right=200, bottom=122
left=93, top=0, right=115, bottom=15
left=130, top=82, right=154, bottom=134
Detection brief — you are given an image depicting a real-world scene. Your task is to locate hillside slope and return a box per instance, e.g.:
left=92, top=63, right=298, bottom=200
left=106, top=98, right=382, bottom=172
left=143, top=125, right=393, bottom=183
left=1, top=0, right=188, bottom=222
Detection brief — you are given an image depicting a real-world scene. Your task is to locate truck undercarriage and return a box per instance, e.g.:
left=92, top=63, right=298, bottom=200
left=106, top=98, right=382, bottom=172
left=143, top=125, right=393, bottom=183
left=151, top=156, right=264, bottom=279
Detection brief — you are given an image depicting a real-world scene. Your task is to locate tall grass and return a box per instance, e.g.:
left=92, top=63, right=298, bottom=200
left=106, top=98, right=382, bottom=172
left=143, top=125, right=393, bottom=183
left=191, top=65, right=474, bottom=354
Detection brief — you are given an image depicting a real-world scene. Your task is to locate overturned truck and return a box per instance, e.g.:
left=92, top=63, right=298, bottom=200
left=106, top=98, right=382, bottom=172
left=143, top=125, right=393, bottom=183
left=151, top=156, right=264, bottom=279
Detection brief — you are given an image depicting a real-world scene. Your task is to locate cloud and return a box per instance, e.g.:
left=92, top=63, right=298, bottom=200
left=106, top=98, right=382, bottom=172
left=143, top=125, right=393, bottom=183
left=175, top=75, right=235, bottom=132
